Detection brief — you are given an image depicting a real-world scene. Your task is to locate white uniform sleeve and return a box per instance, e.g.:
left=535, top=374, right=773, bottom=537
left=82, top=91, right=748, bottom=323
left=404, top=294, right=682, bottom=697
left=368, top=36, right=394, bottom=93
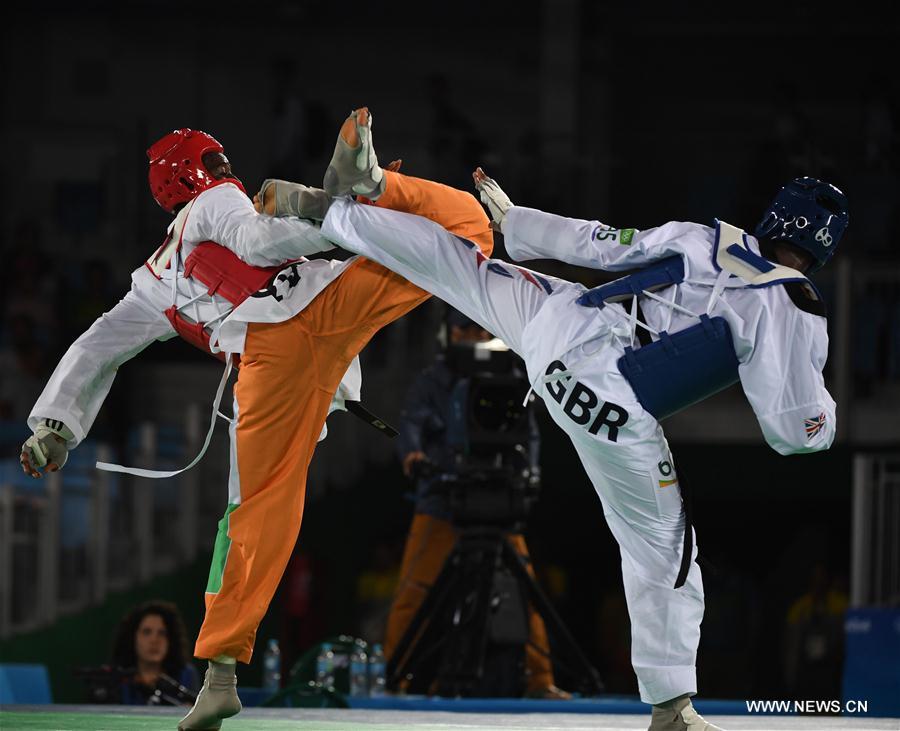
left=502, top=206, right=698, bottom=271
left=738, top=295, right=836, bottom=455
left=185, top=184, right=335, bottom=267
left=27, top=286, right=175, bottom=448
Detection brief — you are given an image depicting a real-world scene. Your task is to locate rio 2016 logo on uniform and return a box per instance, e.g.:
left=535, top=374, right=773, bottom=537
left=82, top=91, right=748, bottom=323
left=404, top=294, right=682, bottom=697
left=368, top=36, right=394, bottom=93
left=592, top=225, right=636, bottom=246
left=657, top=459, right=677, bottom=488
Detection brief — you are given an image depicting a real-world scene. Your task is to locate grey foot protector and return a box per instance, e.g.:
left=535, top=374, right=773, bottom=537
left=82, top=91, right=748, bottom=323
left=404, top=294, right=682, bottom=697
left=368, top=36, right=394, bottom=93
left=178, top=661, right=242, bottom=731
left=649, top=698, right=722, bottom=731
left=262, top=179, right=334, bottom=221
left=323, top=115, right=385, bottom=198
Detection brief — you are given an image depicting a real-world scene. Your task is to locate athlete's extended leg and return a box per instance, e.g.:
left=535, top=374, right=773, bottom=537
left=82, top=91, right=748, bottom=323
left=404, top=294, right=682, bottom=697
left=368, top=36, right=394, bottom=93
left=263, top=109, right=557, bottom=354
left=322, top=196, right=563, bottom=359
left=372, top=170, right=493, bottom=254
left=320, top=107, right=560, bottom=354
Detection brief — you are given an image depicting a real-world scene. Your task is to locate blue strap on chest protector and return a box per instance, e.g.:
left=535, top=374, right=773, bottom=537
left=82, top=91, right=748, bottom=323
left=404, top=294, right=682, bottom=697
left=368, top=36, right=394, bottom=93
left=578, top=254, right=740, bottom=421
left=577, top=255, right=685, bottom=307
left=618, top=315, right=740, bottom=420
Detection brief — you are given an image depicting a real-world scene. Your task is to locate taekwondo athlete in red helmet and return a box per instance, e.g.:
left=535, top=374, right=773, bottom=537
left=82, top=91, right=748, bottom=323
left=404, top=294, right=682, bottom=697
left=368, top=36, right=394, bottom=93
left=20, top=124, right=494, bottom=730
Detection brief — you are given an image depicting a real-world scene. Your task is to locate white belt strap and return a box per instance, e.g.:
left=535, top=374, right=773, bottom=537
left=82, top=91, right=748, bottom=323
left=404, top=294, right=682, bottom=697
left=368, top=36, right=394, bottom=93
left=96, top=355, right=234, bottom=478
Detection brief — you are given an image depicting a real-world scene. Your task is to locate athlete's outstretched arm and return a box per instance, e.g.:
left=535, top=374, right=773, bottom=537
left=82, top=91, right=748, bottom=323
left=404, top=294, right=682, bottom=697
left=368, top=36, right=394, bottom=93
left=187, top=184, right=335, bottom=268
left=474, top=168, right=690, bottom=272
left=26, top=284, right=174, bottom=451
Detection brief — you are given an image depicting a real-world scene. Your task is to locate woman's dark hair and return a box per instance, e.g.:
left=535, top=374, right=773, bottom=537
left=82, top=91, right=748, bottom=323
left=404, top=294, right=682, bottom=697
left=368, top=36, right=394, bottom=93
left=111, top=600, right=191, bottom=677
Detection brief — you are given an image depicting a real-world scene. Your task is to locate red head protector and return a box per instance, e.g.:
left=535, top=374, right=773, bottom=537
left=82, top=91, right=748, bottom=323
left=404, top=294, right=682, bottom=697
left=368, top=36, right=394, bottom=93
left=147, top=129, right=245, bottom=213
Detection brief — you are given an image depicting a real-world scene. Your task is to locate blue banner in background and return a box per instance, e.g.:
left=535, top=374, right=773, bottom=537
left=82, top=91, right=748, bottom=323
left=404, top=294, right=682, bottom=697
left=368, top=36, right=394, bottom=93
left=843, top=608, right=900, bottom=717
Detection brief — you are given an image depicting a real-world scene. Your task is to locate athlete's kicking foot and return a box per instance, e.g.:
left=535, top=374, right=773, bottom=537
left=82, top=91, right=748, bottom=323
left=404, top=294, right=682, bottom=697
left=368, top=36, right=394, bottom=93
left=178, top=660, right=242, bottom=730
left=324, top=107, right=386, bottom=199
left=254, top=160, right=402, bottom=220
left=254, top=108, right=399, bottom=222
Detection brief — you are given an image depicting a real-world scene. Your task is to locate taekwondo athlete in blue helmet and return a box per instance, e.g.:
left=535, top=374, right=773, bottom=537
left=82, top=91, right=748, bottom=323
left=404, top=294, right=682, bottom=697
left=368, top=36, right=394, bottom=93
left=269, top=110, right=846, bottom=731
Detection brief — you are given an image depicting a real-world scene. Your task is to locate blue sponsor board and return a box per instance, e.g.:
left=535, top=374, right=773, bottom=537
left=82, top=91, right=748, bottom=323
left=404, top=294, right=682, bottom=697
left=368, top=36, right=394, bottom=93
left=843, top=607, right=900, bottom=717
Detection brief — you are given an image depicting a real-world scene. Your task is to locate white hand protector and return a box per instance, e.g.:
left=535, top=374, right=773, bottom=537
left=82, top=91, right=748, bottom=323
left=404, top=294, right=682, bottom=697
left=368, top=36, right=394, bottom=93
left=256, top=179, right=333, bottom=221
left=474, top=173, right=514, bottom=231
left=22, top=419, right=74, bottom=471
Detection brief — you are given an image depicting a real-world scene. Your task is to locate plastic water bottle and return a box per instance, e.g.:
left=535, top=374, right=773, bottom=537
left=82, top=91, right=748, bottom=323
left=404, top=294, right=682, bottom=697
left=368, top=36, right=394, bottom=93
left=262, top=638, right=281, bottom=693
left=315, top=641, right=335, bottom=689
left=332, top=642, right=350, bottom=693
left=349, top=643, right=369, bottom=697
left=368, top=643, right=386, bottom=697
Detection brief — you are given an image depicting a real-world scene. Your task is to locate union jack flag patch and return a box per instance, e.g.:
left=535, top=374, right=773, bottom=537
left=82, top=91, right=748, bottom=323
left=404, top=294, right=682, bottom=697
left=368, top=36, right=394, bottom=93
left=804, top=412, right=826, bottom=439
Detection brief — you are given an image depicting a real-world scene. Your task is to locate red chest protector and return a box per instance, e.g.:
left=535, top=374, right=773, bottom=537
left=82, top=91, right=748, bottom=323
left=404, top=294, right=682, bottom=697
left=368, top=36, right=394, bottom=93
left=144, top=185, right=292, bottom=365
left=162, top=243, right=285, bottom=364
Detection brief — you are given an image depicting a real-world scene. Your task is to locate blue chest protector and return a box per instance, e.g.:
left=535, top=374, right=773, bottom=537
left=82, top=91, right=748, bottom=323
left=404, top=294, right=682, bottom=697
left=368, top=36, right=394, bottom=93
left=576, top=222, right=812, bottom=421
left=619, top=310, right=739, bottom=421
left=577, top=255, right=739, bottom=420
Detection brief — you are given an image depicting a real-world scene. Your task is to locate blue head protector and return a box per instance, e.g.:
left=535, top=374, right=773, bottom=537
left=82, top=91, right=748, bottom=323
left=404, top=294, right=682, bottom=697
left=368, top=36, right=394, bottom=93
left=754, top=177, right=849, bottom=272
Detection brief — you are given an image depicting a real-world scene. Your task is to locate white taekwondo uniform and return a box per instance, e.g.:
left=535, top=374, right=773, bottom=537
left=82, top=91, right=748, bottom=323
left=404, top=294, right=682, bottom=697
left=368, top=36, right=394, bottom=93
left=28, top=182, right=361, bottom=451
left=320, top=198, right=836, bottom=704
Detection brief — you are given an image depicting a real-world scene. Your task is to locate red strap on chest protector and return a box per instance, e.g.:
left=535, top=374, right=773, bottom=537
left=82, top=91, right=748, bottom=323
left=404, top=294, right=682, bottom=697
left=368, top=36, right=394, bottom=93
left=183, top=242, right=287, bottom=303
left=163, top=305, right=238, bottom=364
left=165, top=242, right=295, bottom=364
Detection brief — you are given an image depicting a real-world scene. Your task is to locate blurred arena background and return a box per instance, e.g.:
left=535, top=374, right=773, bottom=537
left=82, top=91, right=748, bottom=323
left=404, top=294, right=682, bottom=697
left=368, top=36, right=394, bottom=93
left=1, top=0, right=897, bottom=725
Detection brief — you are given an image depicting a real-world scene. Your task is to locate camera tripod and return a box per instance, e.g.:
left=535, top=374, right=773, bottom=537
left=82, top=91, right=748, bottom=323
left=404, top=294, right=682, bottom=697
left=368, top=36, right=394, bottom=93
left=386, top=508, right=605, bottom=697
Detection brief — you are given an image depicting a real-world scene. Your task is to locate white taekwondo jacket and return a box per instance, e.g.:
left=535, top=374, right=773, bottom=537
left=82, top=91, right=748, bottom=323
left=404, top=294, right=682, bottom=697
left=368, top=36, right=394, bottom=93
left=29, top=182, right=360, bottom=449
left=502, top=206, right=837, bottom=456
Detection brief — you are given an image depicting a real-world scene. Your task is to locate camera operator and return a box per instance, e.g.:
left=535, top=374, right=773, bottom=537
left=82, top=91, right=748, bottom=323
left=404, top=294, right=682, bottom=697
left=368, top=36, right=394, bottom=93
left=384, top=309, right=568, bottom=699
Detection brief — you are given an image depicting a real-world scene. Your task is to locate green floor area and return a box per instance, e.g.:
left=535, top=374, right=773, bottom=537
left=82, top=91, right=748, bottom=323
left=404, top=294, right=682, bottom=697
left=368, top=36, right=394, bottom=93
left=0, top=712, right=561, bottom=731
left=0, top=712, right=402, bottom=731
left=4, top=708, right=899, bottom=731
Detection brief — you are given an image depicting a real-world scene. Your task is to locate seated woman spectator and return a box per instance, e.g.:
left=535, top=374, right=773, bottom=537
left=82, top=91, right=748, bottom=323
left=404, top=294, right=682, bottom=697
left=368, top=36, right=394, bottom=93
left=111, top=600, right=199, bottom=705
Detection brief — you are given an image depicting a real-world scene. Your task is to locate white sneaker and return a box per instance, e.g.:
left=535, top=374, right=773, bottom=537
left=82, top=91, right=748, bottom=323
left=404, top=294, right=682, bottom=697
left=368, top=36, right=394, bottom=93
left=649, top=697, right=724, bottom=731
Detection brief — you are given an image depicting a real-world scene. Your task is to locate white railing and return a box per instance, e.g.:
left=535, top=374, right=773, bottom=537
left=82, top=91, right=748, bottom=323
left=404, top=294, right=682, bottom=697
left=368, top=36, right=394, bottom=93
left=851, top=453, right=900, bottom=608
left=0, top=403, right=219, bottom=640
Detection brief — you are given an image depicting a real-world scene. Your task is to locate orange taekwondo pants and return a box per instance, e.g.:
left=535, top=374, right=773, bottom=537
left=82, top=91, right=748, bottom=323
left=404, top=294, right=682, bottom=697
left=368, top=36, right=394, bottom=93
left=384, top=514, right=555, bottom=693
left=195, top=171, right=493, bottom=663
